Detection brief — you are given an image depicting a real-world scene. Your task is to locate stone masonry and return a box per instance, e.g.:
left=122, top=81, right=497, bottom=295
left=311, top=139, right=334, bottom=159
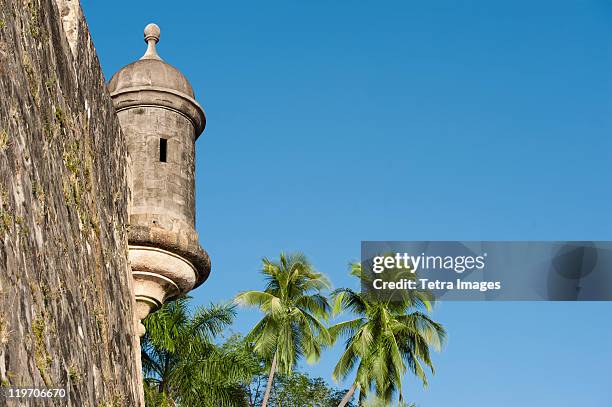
left=0, top=0, right=141, bottom=405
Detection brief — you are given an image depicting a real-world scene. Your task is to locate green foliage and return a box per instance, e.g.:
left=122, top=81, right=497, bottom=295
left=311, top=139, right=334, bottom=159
left=235, top=252, right=332, bottom=406
left=235, top=252, right=332, bottom=374
left=141, top=297, right=254, bottom=407
left=220, top=334, right=267, bottom=406
left=0, top=207, right=12, bottom=235
left=140, top=255, right=447, bottom=406
left=0, top=128, right=8, bottom=150
left=362, top=395, right=417, bottom=407
left=222, top=334, right=355, bottom=407
left=54, top=108, right=66, bottom=127
left=26, top=0, right=41, bottom=39
left=269, top=372, right=355, bottom=407
left=31, top=317, right=52, bottom=386
left=62, top=140, right=81, bottom=176
left=330, top=263, right=446, bottom=404
left=0, top=186, right=12, bottom=235
left=22, top=56, right=39, bottom=105
left=67, top=363, right=82, bottom=383
left=44, top=76, right=57, bottom=92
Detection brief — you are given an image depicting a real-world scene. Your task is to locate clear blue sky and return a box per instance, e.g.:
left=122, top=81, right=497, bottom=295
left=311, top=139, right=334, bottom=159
left=82, top=1, right=612, bottom=405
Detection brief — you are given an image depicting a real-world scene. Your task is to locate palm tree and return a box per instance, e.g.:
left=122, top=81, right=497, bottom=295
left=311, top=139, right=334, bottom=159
left=330, top=263, right=446, bottom=406
left=234, top=252, right=332, bottom=407
left=141, top=296, right=255, bottom=407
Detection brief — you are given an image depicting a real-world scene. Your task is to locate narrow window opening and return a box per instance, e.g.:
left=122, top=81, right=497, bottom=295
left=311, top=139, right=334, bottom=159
left=159, top=138, right=167, bottom=162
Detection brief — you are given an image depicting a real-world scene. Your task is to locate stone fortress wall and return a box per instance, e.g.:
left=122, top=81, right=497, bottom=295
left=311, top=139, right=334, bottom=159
left=0, top=0, right=142, bottom=405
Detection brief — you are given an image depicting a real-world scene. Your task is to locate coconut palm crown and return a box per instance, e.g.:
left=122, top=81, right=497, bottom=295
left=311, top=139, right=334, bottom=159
left=234, top=252, right=332, bottom=407
left=330, top=263, right=446, bottom=405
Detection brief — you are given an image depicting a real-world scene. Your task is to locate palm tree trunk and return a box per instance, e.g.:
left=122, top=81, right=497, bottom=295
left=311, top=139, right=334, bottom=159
left=261, top=352, right=277, bottom=407
left=338, top=383, right=358, bottom=407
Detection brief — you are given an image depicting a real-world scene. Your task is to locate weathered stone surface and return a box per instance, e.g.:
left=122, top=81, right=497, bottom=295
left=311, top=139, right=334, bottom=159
left=0, top=0, right=141, bottom=405
left=109, top=27, right=210, bottom=297
left=122, top=106, right=198, bottom=229
left=129, top=225, right=211, bottom=288
left=108, top=59, right=196, bottom=99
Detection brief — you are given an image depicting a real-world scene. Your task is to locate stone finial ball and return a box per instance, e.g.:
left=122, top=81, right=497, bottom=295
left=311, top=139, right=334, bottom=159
left=144, top=23, right=160, bottom=43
